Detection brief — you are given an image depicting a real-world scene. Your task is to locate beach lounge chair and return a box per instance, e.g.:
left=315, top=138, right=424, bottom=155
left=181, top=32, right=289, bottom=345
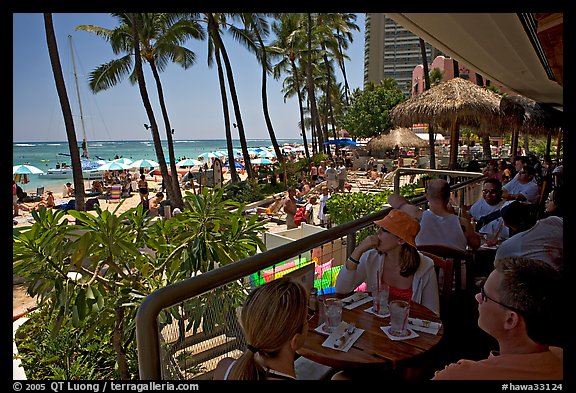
left=29, top=186, right=44, bottom=199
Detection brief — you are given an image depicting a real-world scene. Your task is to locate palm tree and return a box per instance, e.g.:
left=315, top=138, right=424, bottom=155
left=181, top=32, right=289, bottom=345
left=237, top=14, right=284, bottom=165
left=204, top=13, right=240, bottom=183
left=271, top=13, right=310, bottom=159
left=205, top=13, right=254, bottom=180
left=332, top=13, right=359, bottom=106
left=77, top=13, right=203, bottom=208
left=305, top=13, right=325, bottom=154
left=43, top=13, right=86, bottom=212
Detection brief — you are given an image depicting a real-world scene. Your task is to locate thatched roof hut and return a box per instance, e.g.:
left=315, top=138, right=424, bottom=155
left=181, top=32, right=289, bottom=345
left=389, top=77, right=504, bottom=168
left=367, top=128, right=429, bottom=158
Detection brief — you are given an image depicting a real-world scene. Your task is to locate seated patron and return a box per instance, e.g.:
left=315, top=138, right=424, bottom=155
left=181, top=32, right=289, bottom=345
left=335, top=209, right=440, bottom=316
left=389, top=179, right=481, bottom=252
left=213, top=278, right=309, bottom=380
left=432, top=257, right=563, bottom=380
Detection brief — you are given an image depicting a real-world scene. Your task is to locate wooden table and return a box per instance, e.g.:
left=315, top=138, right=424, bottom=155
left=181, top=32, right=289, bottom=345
left=298, top=295, right=444, bottom=371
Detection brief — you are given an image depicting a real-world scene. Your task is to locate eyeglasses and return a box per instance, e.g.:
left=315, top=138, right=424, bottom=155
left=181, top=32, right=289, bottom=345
left=480, top=286, right=524, bottom=314
left=482, top=189, right=497, bottom=194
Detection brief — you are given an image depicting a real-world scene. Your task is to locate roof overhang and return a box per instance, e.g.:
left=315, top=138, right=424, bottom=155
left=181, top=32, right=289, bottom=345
left=385, top=13, right=563, bottom=111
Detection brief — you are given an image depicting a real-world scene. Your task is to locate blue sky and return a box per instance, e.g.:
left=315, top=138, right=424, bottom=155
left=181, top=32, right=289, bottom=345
left=13, top=13, right=366, bottom=142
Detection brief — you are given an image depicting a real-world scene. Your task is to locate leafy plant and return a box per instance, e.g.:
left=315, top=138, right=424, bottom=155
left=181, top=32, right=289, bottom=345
left=13, top=187, right=268, bottom=379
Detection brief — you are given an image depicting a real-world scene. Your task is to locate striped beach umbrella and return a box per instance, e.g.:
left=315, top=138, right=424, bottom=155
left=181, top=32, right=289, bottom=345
left=97, top=161, right=132, bottom=171
left=13, top=164, right=44, bottom=175
left=177, top=158, right=203, bottom=167
left=198, top=152, right=217, bottom=159
left=130, top=159, right=160, bottom=169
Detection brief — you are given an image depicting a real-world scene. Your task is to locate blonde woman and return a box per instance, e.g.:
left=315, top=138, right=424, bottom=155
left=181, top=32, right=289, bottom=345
left=214, top=278, right=310, bottom=380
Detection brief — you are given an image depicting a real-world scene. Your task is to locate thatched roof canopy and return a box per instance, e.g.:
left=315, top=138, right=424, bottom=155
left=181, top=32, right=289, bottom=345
left=367, top=127, right=429, bottom=157
left=500, top=95, right=563, bottom=135
left=390, top=77, right=503, bottom=134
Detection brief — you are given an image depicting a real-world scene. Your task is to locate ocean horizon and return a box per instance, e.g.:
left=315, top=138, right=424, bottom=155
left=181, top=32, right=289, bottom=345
left=14, top=138, right=303, bottom=193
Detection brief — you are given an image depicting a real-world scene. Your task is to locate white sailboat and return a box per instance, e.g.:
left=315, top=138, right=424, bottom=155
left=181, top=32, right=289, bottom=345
left=40, top=35, right=104, bottom=180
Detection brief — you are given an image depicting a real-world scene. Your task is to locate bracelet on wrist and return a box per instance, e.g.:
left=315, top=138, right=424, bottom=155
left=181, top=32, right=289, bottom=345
left=348, top=256, right=360, bottom=265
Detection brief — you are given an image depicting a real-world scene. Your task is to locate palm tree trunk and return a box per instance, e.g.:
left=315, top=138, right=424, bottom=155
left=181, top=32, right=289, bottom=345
left=131, top=14, right=170, bottom=208
left=306, top=14, right=325, bottom=154
left=148, top=61, right=183, bottom=208
left=291, top=59, right=310, bottom=159
left=43, top=13, right=86, bottom=211
left=208, top=14, right=253, bottom=180
left=255, top=33, right=283, bottom=165
left=215, top=46, right=240, bottom=183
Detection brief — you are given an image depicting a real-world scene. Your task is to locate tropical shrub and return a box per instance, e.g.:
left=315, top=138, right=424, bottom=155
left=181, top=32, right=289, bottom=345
left=13, top=187, right=267, bottom=379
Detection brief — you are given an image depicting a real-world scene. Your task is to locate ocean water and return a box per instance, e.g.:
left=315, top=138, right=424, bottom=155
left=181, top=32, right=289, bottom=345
left=13, top=139, right=302, bottom=193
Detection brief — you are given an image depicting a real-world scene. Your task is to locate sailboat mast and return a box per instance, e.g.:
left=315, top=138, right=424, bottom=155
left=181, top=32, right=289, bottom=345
left=69, top=35, right=89, bottom=159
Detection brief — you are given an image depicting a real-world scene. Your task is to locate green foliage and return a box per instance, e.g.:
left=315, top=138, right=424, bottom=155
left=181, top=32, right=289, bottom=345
left=340, top=83, right=405, bottom=138
left=13, top=187, right=268, bottom=379
left=15, top=308, right=136, bottom=379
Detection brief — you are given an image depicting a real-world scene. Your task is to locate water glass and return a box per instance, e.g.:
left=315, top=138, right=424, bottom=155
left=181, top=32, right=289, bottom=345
left=372, top=284, right=390, bottom=315
left=324, top=298, right=343, bottom=333
left=389, top=300, right=410, bottom=337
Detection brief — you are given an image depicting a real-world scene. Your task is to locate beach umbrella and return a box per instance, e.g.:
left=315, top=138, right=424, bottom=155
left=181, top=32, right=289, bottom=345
left=130, top=159, right=160, bottom=169
left=112, top=157, right=133, bottom=165
left=390, top=77, right=503, bottom=169
left=224, top=161, right=244, bottom=169
left=97, top=161, right=132, bottom=171
left=198, top=152, right=217, bottom=159
left=258, top=150, right=276, bottom=158
left=13, top=164, right=44, bottom=175
left=177, top=158, right=203, bottom=167
left=324, top=138, right=357, bottom=146
left=251, top=158, right=274, bottom=165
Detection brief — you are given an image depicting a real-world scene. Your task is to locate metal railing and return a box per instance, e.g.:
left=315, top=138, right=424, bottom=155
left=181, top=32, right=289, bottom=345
left=136, top=169, right=483, bottom=379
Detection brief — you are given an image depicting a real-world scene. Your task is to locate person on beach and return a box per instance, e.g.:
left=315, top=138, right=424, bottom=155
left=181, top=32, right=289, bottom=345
left=317, top=186, right=331, bottom=227
left=138, top=174, right=149, bottom=205
left=62, top=182, right=74, bottom=198
left=213, top=278, right=309, bottom=380
left=13, top=180, right=21, bottom=217
left=284, top=187, right=298, bottom=229
left=148, top=192, right=164, bottom=217
left=335, top=209, right=440, bottom=316
left=432, top=257, right=563, bottom=380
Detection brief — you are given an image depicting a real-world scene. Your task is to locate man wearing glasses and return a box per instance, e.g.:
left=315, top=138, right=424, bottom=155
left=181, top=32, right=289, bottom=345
left=467, top=178, right=511, bottom=242
left=502, top=165, right=540, bottom=204
left=432, top=257, right=563, bottom=380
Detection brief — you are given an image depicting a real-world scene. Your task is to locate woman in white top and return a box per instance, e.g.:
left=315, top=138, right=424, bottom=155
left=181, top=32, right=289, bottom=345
left=335, top=209, right=440, bottom=316
left=213, top=278, right=309, bottom=380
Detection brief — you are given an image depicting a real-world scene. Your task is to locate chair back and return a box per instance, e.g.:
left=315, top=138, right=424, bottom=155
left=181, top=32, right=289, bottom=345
left=417, top=244, right=471, bottom=291
left=420, top=251, right=454, bottom=317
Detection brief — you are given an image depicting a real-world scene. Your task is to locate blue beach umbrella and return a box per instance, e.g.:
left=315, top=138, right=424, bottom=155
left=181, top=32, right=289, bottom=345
left=324, top=138, right=357, bottom=146
left=224, top=161, right=244, bottom=169
left=97, top=161, right=132, bottom=171
left=130, top=159, right=160, bottom=169
left=13, top=164, right=44, bottom=175
left=112, top=157, right=133, bottom=165
left=177, top=158, right=203, bottom=167
left=251, top=158, right=274, bottom=165
left=198, top=152, right=217, bottom=159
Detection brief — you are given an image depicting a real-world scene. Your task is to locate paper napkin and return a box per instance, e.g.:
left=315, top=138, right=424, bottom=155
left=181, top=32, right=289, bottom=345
left=407, top=318, right=442, bottom=335
left=380, top=325, right=420, bottom=341
left=341, top=292, right=373, bottom=309
left=363, top=306, right=390, bottom=318
left=321, top=322, right=364, bottom=352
